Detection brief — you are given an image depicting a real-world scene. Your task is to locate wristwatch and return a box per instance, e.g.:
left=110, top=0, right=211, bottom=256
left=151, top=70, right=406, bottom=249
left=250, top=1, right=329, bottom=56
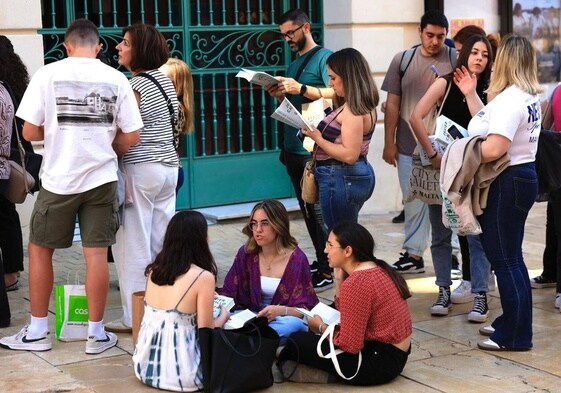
left=299, top=84, right=307, bottom=96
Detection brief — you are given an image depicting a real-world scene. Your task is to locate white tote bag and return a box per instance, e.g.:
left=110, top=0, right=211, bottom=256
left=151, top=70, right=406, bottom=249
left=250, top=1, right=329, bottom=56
left=316, top=322, right=362, bottom=380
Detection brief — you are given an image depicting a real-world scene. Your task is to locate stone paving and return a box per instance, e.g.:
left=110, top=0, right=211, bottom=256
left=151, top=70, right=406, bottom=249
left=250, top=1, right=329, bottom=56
left=1, top=202, right=560, bottom=392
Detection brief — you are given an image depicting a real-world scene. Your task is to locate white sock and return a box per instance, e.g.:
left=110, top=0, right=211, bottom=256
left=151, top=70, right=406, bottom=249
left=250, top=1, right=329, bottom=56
left=28, top=316, right=49, bottom=338
left=88, top=320, right=105, bottom=339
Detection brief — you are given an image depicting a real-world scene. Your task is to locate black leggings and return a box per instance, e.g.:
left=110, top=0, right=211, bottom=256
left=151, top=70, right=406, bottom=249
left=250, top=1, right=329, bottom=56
left=279, top=331, right=410, bottom=386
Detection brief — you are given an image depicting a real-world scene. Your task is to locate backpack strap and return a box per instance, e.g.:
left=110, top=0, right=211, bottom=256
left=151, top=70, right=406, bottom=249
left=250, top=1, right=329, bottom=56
left=449, top=47, right=457, bottom=68
left=399, top=44, right=419, bottom=78
left=399, top=45, right=456, bottom=79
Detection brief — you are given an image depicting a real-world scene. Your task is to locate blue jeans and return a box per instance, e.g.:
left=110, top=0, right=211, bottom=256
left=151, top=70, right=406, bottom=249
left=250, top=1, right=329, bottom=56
left=269, top=316, right=308, bottom=345
left=467, top=235, right=491, bottom=293
left=478, top=163, right=537, bottom=349
left=398, top=154, right=430, bottom=256
left=315, top=160, right=375, bottom=233
left=428, top=204, right=452, bottom=287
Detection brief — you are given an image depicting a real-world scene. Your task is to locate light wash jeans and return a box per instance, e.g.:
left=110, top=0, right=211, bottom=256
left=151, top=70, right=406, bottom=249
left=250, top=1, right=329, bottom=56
left=113, top=162, right=178, bottom=326
left=397, top=154, right=430, bottom=256
left=269, top=316, right=308, bottom=345
left=467, top=235, right=491, bottom=293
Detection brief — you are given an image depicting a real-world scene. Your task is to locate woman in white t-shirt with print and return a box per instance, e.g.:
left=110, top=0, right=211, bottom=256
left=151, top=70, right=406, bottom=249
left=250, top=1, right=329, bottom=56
left=462, top=35, right=541, bottom=352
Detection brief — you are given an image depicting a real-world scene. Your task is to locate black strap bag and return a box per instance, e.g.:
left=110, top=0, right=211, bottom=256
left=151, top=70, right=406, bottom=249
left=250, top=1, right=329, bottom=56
left=199, top=316, right=280, bottom=393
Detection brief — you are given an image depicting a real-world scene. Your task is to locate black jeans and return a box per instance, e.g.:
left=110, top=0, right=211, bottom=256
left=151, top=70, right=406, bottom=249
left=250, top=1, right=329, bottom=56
left=280, top=331, right=409, bottom=386
left=283, top=151, right=329, bottom=273
left=542, top=189, right=561, bottom=292
left=459, top=235, right=471, bottom=280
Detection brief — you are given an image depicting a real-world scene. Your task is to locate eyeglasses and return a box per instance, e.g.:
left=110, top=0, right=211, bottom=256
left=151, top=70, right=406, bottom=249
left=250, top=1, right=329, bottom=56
left=280, top=24, right=305, bottom=39
left=249, top=220, right=270, bottom=231
left=325, top=241, right=342, bottom=250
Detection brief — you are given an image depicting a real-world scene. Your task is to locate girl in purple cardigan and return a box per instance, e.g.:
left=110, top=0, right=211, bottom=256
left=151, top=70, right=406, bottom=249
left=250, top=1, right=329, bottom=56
left=219, top=199, right=319, bottom=342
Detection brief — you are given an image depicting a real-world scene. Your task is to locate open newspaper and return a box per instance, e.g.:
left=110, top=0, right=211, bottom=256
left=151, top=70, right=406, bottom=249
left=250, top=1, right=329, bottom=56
left=235, top=68, right=279, bottom=88
left=271, top=97, right=314, bottom=132
left=296, top=302, right=340, bottom=325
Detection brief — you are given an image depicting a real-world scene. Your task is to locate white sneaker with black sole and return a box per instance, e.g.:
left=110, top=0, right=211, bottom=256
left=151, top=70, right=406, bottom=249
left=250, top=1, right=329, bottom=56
left=85, top=332, right=118, bottom=354
left=430, top=286, right=451, bottom=316
left=468, top=292, right=489, bottom=323
left=555, top=293, right=561, bottom=310
left=0, top=325, right=52, bottom=351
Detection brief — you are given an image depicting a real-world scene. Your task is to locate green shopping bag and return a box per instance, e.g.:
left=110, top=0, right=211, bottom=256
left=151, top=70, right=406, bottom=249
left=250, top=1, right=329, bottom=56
left=55, top=284, right=89, bottom=341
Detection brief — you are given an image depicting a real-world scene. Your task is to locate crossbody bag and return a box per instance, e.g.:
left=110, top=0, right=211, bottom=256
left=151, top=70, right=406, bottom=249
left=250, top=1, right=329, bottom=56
left=135, top=72, right=179, bottom=149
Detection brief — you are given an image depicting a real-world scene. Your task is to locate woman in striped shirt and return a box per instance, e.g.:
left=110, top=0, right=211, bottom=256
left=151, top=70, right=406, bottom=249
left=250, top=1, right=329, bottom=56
left=107, top=23, right=179, bottom=333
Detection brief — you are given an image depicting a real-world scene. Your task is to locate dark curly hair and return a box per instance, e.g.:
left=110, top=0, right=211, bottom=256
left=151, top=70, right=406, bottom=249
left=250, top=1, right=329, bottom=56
left=0, top=35, right=30, bottom=104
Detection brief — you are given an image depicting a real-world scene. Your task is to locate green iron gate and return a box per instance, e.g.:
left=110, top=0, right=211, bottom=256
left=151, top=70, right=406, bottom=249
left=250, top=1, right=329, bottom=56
left=39, top=0, right=324, bottom=209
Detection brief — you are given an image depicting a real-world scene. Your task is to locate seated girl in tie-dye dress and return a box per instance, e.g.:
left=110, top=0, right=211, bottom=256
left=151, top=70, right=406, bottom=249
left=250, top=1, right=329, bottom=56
left=133, top=211, right=229, bottom=392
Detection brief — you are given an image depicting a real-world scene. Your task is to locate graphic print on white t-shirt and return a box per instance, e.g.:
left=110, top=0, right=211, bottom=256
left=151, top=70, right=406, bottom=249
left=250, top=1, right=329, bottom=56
left=55, top=81, right=117, bottom=128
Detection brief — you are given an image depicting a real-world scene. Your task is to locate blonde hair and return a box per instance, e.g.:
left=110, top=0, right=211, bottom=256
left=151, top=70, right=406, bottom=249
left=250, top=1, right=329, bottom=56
left=487, top=34, right=543, bottom=96
left=160, top=58, right=194, bottom=133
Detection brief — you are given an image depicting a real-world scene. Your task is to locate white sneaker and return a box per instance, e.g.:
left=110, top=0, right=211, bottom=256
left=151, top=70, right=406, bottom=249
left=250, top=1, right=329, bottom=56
left=85, top=332, right=118, bottom=354
left=451, top=280, right=473, bottom=304
left=479, top=325, right=495, bottom=336
left=488, top=272, right=496, bottom=292
left=0, top=325, right=52, bottom=352
left=104, top=318, right=132, bottom=333
left=555, top=293, right=561, bottom=309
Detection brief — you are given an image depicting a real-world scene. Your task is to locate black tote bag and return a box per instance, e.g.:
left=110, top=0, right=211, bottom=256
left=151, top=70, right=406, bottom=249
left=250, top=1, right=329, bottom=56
left=199, top=317, right=280, bottom=393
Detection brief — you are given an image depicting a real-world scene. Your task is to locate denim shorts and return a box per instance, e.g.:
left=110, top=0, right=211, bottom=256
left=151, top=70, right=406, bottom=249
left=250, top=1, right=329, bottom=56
left=30, top=182, right=119, bottom=248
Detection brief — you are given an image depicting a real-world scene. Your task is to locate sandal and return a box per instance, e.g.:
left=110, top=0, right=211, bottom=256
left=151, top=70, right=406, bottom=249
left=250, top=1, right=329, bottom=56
left=5, top=280, right=20, bottom=292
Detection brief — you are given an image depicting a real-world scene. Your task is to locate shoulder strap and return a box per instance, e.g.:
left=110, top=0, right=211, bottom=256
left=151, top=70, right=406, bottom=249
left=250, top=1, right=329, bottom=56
left=399, top=44, right=419, bottom=79
left=294, top=45, right=323, bottom=82
left=436, top=78, right=452, bottom=118
left=173, top=269, right=205, bottom=311
left=449, top=47, right=457, bottom=68
left=135, top=72, right=177, bottom=148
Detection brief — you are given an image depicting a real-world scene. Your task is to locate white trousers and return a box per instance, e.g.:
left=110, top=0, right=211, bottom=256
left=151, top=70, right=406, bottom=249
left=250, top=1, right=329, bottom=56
left=112, top=162, right=177, bottom=326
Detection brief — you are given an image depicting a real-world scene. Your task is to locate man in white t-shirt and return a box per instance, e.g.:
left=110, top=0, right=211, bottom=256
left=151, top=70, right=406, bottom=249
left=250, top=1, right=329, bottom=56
left=0, top=19, right=142, bottom=355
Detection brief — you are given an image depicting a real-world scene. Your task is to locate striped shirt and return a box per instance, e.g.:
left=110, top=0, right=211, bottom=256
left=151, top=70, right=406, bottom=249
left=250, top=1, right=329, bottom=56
left=123, top=69, right=179, bottom=166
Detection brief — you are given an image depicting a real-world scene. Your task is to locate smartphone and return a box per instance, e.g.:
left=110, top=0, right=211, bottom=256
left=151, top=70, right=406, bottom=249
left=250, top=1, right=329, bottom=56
left=447, top=125, right=464, bottom=140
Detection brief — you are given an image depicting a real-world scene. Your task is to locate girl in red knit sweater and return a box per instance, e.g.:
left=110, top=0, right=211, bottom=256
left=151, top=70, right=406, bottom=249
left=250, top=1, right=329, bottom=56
left=278, top=221, right=412, bottom=385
